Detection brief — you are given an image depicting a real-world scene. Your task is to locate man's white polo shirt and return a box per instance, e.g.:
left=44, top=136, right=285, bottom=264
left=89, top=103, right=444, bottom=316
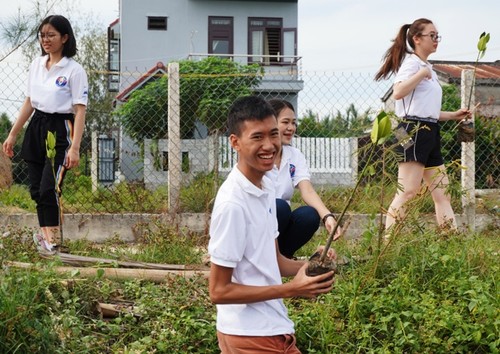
left=209, top=166, right=295, bottom=336
left=27, top=55, right=88, bottom=114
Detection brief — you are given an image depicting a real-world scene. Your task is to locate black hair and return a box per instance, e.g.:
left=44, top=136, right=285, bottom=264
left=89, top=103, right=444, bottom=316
left=227, top=96, right=275, bottom=136
left=268, top=98, right=295, bottom=117
left=38, top=15, right=77, bottom=58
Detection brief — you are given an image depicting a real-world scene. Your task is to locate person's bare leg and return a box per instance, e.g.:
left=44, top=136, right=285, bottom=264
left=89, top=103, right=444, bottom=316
left=41, top=226, right=61, bottom=245
left=423, top=165, right=457, bottom=229
left=385, top=162, right=425, bottom=230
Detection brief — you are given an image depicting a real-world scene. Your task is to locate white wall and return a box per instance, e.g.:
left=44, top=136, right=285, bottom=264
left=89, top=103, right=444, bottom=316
left=119, top=0, right=298, bottom=76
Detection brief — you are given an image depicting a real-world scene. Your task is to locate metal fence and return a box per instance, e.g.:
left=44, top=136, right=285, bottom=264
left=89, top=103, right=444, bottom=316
left=0, top=60, right=498, bottom=215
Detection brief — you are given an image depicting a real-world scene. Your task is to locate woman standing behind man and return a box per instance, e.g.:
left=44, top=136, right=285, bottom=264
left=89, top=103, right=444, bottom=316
left=375, top=18, right=471, bottom=232
left=2, top=15, right=88, bottom=251
left=266, top=99, right=341, bottom=258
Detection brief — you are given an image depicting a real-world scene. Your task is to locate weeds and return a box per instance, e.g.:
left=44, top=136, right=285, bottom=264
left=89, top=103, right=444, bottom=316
left=289, top=229, right=499, bottom=353
left=1, top=219, right=499, bottom=353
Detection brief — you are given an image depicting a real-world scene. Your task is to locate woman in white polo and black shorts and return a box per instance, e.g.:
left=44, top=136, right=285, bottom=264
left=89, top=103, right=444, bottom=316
left=375, top=18, right=471, bottom=232
left=2, top=15, right=88, bottom=251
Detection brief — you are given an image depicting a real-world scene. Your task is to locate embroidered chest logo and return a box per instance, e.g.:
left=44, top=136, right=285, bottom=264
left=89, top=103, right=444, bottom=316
left=55, top=76, right=68, bottom=87
left=289, top=164, right=296, bottom=178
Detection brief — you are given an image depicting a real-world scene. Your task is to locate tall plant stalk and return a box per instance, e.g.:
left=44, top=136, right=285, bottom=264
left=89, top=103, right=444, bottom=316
left=319, top=111, right=392, bottom=263
left=45, top=131, right=64, bottom=247
left=466, top=32, right=490, bottom=110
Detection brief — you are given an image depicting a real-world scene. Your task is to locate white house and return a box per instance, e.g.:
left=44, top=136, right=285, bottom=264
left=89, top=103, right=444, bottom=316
left=107, top=0, right=305, bottom=182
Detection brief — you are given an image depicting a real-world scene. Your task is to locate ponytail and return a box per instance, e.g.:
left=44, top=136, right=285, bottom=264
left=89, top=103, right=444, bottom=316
left=375, top=18, right=433, bottom=81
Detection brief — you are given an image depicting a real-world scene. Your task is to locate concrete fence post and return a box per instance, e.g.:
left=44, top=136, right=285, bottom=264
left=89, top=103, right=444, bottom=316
left=168, top=62, right=182, bottom=212
left=91, top=131, right=98, bottom=192
left=460, top=69, right=476, bottom=230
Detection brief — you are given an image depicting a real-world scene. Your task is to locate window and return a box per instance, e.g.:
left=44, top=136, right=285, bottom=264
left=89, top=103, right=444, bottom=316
left=248, top=17, right=295, bottom=65
left=208, top=16, right=233, bottom=56
left=162, top=151, right=190, bottom=172
left=148, top=16, right=167, bottom=31
left=107, top=25, right=120, bottom=92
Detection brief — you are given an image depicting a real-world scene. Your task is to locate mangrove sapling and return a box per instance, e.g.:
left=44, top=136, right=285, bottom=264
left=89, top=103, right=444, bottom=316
left=45, top=131, right=64, bottom=249
left=306, top=111, right=392, bottom=276
left=458, top=32, right=490, bottom=143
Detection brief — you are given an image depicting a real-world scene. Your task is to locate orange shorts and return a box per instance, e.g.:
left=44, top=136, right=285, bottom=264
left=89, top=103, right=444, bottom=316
left=217, top=331, right=301, bottom=354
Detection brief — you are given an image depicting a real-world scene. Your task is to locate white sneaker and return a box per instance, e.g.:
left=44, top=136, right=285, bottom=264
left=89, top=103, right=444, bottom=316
left=33, top=233, right=54, bottom=253
left=33, top=233, right=46, bottom=252
left=43, top=239, right=54, bottom=252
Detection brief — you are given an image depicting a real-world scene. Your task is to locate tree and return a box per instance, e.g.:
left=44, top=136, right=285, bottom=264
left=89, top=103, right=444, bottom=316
left=297, top=104, right=372, bottom=138
left=116, top=57, right=263, bottom=144
left=0, top=0, right=60, bottom=63
left=75, top=19, right=116, bottom=134
left=182, top=57, right=262, bottom=135
left=439, top=84, right=462, bottom=163
left=0, top=113, right=12, bottom=142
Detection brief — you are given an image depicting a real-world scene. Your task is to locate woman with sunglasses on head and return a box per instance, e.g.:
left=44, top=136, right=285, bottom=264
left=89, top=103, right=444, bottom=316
left=375, top=18, right=471, bottom=234
left=2, top=15, right=88, bottom=252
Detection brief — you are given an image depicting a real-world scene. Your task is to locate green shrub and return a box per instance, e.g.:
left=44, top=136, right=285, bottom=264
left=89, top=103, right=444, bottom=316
left=1, top=223, right=498, bottom=353
left=0, top=184, right=35, bottom=211
left=289, top=230, right=499, bottom=353
left=0, top=268, right=61, bottom=353
left=179, top=172, right=222, bottom=213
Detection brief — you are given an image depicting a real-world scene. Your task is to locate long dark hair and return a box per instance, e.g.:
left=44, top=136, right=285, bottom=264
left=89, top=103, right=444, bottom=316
left=38, top=15, right=77, bottom=58
left=374, top=18, right=433, bottom=81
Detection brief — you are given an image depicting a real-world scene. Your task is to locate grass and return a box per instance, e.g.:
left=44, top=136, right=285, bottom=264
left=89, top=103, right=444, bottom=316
left=1, top=168, right=498, bottom=353
left=2, top=175, right=498, bottom=215
left=1, top=221, right=498, bottom=353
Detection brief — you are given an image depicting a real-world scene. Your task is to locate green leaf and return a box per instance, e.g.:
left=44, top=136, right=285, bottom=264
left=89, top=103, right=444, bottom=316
left=46, top=131, right=57, bottom=160
left=46, top=131, right=56, bottom=149
left=473, top=330, right=482, bottom=343
left=379, top=114, right=392, bottom=139
left=370, top=115, right=379, bottom=144
left=468, top=299, right=477, bottom=312
left=371, top=111, right=392, bottom=145
left=477, top=32, right=490, bottom=52
left=96, top=268, right=105, bottom=279
left=477, top=32, right=490, bottom=59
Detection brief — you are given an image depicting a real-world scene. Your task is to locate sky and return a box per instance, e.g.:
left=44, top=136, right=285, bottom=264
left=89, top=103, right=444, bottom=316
left=1, top=0, right=499, bottom=72
left=1, top=0, right=499, bottom=119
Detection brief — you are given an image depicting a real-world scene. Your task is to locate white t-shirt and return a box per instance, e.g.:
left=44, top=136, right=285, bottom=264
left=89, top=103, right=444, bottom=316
left=394, top=54, right=442, bottom=120
left=26, top=55, right=88, bottom=114
left=266, top=145, right=310, bottom=203
left=208, top=166, right=295, bottom=336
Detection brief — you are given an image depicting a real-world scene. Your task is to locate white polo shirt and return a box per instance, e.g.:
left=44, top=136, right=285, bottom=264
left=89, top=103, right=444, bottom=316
left=266, top=145, right=310, bottom=203
left=394, top=54, right=442, bottom=120
left=26, top=55, right=88, bottom=114
left=209, top=165, right=295, bottom=336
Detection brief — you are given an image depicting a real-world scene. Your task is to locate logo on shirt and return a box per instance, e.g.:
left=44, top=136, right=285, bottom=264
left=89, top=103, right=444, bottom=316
left=289, top=164, right=296, bottom=178
left=55, top=76, right=68, bottom=87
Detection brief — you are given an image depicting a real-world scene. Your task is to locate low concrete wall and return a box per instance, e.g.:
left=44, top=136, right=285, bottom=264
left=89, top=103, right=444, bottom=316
left=1, top=212, right=497, bottom=243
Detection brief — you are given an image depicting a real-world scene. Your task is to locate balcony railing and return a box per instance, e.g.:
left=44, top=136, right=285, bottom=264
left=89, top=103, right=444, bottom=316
left=188, top=53, right=302, bottom=81
left=188, top=53, right=302, bottom=66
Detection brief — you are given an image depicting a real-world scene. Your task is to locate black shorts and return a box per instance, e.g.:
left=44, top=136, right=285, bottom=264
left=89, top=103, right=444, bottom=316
left=394, top=119, right=443, bottom=168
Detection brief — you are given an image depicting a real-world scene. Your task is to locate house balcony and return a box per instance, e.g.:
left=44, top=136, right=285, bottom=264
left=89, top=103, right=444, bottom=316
left=188, top=53, right=304, bottom=93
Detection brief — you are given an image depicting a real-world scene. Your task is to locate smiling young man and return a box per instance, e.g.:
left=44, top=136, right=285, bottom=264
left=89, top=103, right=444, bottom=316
left=208, top=95, right=335, bottom=353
